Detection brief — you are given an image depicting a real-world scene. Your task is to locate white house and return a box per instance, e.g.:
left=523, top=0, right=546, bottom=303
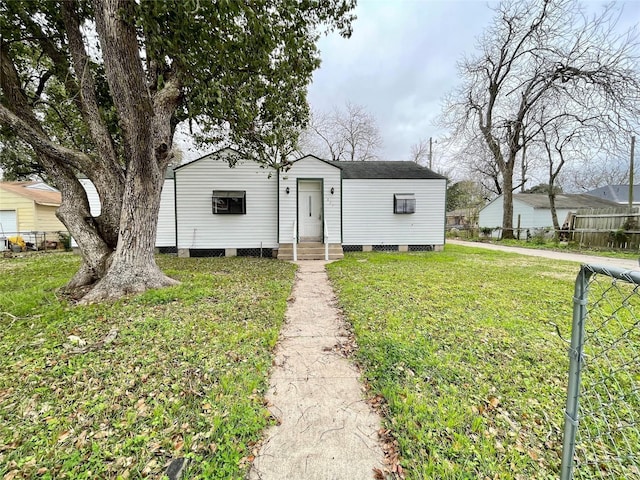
left=78, top=149, right=446, bottom=259
left=173, top=149, right=447, bottom=259
left=174, top=150, right=279, bottom=256
left=479, top=193, right=619, bottom=235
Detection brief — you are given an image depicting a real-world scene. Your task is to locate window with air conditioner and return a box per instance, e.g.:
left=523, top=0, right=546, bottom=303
left=394, top=194, right=415, bottom=214
left=212, top=190, right=246, bottom=214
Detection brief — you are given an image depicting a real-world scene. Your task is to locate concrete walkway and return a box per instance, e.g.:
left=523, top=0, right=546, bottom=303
left=447, top=239, right=639, bottom=270
left=250, top=261, right=384, bottom=480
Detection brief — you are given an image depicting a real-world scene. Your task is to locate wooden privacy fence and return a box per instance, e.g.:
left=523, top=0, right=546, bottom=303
left=571, top=206, right=640, bottom=249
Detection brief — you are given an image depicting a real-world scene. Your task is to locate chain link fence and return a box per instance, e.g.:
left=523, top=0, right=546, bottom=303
left=0, top=230, right=70, bottom=252
left=561, top=264, right=640, bottom=479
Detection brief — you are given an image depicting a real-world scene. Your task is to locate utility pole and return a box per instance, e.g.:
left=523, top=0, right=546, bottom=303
left=630, top=136, right=636, bottom=209
left=429, top=137, right=433, bottom=170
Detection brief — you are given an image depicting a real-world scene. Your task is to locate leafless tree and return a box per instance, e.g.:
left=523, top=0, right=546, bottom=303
left=535, top=113, right=594, bottom=230
left=299, top=101, right=382, bottom=161
left=448, top=131, right=504, bottom=196
left=410, top=138, right=430, bottom=165
left=441, top=0, right=640, bottom=238
left=565, top=157, right=630, bottom=191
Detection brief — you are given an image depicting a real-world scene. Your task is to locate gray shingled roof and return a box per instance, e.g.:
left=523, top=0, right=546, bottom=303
left=586, top=185, right=640, bottom=204
left=514, top=193, right=618, bottom=209
left=331, top=161, right=445, bottom=180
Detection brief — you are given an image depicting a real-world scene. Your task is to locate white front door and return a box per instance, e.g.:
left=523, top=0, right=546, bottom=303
left=298, top=181, right=323, bottom=242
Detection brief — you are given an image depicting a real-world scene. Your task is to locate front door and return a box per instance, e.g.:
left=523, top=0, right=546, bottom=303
left=298, top=181, right=323, bottom=242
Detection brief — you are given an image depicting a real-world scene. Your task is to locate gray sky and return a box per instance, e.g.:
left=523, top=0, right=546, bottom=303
left=307, top=0, right=495, bottom=161
left=175, top=0, right=639, bottom=165
left=307, top=0, right=640, bottom=162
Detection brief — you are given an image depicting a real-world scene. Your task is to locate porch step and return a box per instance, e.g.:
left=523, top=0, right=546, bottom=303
left=277, top=243, right=344, bottom=261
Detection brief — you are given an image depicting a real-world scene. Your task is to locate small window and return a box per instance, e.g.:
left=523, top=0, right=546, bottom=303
left=212, top=190, right=246, bottom=214
left=394, top=194, right=415, bottom=214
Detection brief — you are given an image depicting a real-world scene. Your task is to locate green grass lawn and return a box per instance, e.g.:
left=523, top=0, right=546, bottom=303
left=0, top=253, right=296, bottom=480
left=471, top=237, right=640, bottom=260
left=327, top=245, right=578, bottom=480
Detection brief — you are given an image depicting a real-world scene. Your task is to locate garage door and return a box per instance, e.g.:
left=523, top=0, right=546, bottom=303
left=0, top=210, right=17, bottom=235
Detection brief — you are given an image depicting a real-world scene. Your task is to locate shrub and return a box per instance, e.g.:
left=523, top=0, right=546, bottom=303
left=58, top=231, right=72, bottom=251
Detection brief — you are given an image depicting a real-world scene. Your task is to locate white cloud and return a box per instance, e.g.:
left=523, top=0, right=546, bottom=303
left=308, top=0, right=497, bottom=160
left=308, top=0, right=640, bottom=162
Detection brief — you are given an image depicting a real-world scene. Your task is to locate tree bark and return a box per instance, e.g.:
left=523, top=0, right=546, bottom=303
left=79, top=168, right=178, bottom=303
left=75, top=0, right=180, bottom=303
left=548, top=192, right=560, bottom=234
left=501, top=160, right=516, bottom=239
left=1, top=1, right=179, bottom=302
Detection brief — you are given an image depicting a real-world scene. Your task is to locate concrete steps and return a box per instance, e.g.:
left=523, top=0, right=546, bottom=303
left=277, top=242, right=344, bottom=261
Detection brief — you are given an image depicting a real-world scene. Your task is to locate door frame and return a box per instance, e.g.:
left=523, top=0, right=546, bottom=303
left=296, top=178, right=324, bottom=242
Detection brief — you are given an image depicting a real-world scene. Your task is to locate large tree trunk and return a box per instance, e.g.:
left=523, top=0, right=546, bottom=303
left=79, top=168, right=178, bottom=303
left=548, top=192, right=560, bottom=233
left=501, top=161, right=516, bottom=240
left=76, top=0, right=180, bottom=303
left=1, top=0, right=180, bottom=303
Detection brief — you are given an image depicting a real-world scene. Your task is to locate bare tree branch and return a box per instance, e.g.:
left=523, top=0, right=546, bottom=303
left=298, top=101, right=382, bottom=161
left=440, top=0, right=640, bottom=238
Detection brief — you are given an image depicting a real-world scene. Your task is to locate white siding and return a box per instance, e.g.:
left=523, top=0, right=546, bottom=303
left=531, top=207, right=572, bottom=229
left=79, top=179, right=101, bottom=216
left=513, top=201, right=537, bottom=228
left=480, top=198, right=536, bottom=238
left=480, top=196, right=572, bottom=232
left=79, top=178, right=175, bottom=246
left=157, top=180, right=175, bottom=247
left=342, top=179, right=446, bottom=245
left=278, top=156, right=342, bottom=244
left=176, top=152, right=277, bottom=249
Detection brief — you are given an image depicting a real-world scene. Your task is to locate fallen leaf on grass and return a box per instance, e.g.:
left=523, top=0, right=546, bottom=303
left=67, top=335, right=87, bottom=346
left=93, top=428, right=114, bottom=439
left=141, top=459, right=160, bottom=477
left=135, top=397, right=148, bottom=415
left=57, top=429, right=72, bottom=443
left=3, top=470, right=19, bottom=480
left=75, top=430, right=88, bottom=448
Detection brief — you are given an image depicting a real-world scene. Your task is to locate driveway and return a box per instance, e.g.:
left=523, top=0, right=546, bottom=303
left=447, top=239, right=639, bottom=271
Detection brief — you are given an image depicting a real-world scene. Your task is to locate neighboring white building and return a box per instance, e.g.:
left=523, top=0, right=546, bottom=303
left=173, top=150, right=447, bottom=259
left=479, top=193, right=619, bottom=235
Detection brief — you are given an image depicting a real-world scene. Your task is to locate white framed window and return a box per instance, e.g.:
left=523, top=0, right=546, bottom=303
left=212, top=190, right=246, bottom=214
left=394, top=194, right=415, bottom=214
